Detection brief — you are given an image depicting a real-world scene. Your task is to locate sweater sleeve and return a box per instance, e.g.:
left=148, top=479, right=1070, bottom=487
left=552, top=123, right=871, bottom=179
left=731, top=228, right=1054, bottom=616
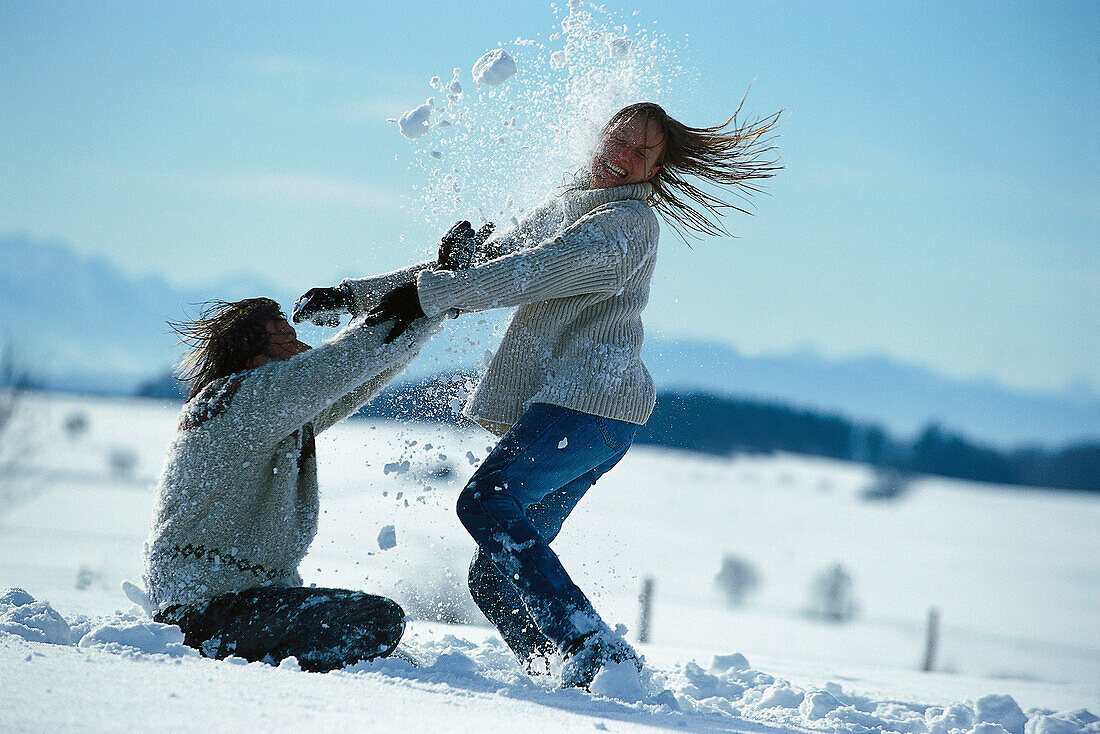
left=217, top=314, right=441, bottom=448
left=340, top=260, right=435, bottom=316
left=310, top=357, right=412, bottom=434
left=415, top=200, right=654, bottom=318
left=474, top=198, right=562, bottom=263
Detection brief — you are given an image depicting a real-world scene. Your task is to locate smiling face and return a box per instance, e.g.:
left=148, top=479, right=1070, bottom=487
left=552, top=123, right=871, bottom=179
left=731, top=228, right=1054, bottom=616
left=589, top=114, right=666, bottom=190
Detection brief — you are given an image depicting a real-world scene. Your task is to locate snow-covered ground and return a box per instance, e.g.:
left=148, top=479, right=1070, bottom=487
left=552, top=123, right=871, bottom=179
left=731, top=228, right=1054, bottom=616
left=1, top=392, right=1097, bottom=733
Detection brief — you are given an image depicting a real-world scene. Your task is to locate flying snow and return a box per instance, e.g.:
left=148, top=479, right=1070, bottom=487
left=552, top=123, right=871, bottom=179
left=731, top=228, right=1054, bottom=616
left=377, top=525, right=397, bottom=551
left=471, top=49, right=517, bottom=86
left=393, top=1, right=687, bottom=240
left=606, top=35, right=632, bottom=57
left=398, top=100, right=434, bottom=139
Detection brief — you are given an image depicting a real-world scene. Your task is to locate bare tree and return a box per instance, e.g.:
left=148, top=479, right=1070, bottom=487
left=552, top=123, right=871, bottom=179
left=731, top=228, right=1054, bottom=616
left=715, top=554, right=760, bottom=607
left=808, top=563, right=858, bottom=623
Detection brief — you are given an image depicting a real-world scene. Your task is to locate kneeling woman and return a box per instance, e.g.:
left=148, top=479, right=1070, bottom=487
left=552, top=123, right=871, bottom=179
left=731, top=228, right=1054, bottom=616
left=143, top=277, right=441, bottom=671
left=367, top=101, right=781, bottom=687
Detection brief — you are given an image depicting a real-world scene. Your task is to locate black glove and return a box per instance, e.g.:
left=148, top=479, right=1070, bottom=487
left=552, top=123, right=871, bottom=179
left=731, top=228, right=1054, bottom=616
left=365, top=283, right=425, bottom=343
left=292, top=285, right=354, bottom=327
left=437, top=220, right=495, bottom=271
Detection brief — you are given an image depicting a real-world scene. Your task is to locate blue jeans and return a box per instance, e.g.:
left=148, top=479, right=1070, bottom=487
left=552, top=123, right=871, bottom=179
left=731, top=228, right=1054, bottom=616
left=456, top=403, right=639, bottom=662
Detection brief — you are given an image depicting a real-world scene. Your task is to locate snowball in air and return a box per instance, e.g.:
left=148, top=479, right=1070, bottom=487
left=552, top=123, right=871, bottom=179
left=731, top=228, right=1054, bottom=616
left=398, top=101, right=433, bottom=139
left=472, top=49, right=517, bottom=86
left=377, top=525, right=397, bottom=551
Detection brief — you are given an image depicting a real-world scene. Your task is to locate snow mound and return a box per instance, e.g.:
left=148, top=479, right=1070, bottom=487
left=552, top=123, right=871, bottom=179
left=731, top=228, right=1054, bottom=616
left=78, top=619, right=197, bottom=658
left=1, top=587, right=195, bottom=657
left=587, top=657, right=647, bottom=702
left=975, top=694, right=1028, bottom=734
left=471, top=49, right=516, bottom=86
left=1026, top=710, right=1099, bottom=734
left=340, top=631, right=1100, bottom=734
left=0, top=587, right=72, bottom=645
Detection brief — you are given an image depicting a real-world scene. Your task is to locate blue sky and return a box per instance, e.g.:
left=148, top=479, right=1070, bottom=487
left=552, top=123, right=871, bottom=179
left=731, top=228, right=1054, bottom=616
left=2, top=1, right=1097, bottom=393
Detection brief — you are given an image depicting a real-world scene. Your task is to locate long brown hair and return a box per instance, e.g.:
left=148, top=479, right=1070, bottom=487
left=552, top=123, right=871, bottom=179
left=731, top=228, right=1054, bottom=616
left=600, top=98, right=783, bottom=242
left=169, top=298, right=284, bottom=399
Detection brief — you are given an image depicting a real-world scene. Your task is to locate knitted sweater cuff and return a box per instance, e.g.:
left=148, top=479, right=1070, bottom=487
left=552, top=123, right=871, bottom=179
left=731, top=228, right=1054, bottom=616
left=415, top=269, right=459, bottom=318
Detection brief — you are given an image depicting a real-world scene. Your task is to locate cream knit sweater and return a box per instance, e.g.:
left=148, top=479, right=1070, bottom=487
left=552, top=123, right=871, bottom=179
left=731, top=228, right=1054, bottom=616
left=143, top=268, right=442, bottom=609
left=415, top=183, right=659, bottom=427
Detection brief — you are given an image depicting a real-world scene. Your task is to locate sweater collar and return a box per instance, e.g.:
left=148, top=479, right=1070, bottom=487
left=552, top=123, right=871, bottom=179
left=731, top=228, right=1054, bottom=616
left=561, top=183, right=652, bottom=226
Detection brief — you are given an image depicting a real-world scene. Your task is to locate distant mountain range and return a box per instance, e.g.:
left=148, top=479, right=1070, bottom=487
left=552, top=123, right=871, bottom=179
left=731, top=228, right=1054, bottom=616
left=5, top=234, right=1098, bottom=447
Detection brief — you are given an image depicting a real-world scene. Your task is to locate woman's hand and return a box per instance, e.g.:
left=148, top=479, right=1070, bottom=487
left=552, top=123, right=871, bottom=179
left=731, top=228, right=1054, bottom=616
left=292, top=285, right=353, bottom=327
left=438, top=220, right=495, bottom=271
left=364, top=283, right=425, bottom=343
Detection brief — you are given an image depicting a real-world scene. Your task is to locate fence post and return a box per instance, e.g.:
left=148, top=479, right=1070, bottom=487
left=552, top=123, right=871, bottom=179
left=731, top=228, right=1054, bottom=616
left=922, top=607, right=940, bottom=672
left=638, top=576, right=655, bottom=644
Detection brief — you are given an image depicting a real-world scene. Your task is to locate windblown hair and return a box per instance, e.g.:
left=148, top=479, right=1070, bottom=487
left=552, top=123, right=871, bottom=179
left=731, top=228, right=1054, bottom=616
left=169, top=298, right=285, bottom=399
left=601, top=98, right=783, bottom=242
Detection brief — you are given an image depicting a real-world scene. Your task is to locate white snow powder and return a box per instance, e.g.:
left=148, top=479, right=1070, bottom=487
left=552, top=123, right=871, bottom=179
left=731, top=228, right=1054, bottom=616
left=471, top=49, right=516, bottom=86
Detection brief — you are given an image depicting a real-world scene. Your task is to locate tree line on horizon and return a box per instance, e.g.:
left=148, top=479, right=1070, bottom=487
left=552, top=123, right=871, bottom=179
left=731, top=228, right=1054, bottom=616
left=135, top=371, right=1099, bottom=493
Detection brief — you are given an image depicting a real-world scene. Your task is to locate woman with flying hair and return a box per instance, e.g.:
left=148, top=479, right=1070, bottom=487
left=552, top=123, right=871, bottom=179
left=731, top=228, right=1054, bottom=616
left=142, top=273, right=453, bottom=671
left=297, top=99, right=782, bottom=688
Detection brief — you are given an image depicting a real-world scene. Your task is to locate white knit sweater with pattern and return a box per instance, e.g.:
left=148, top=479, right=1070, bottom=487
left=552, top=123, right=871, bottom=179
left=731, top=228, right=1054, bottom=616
left=414, top=183, right=659, bottom=427
left=143, top=267, right=442, bottom=609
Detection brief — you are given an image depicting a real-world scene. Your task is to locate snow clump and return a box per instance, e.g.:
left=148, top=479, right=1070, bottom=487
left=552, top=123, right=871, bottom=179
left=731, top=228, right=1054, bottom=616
left=471, top=49, right=517, bottom=86
left=0, top=587, right=71, bottom=645
left=1, top=587, right=194, bottom=657
left=399, top=100, right=434, bottom=139
left=378, top=525, right=397, bottom=550
left=78, top=619, right=196, bottom=658
left=448, top=68, right=463, bottom=96
left=974, top=694, right=1028, bottom=734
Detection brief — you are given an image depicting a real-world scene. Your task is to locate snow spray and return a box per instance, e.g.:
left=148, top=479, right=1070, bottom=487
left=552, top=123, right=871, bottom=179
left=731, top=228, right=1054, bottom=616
left=396, top=1, right=690, bottom=232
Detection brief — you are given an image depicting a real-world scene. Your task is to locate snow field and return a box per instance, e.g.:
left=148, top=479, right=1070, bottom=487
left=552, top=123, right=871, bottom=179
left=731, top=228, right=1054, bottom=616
left=1, top=392, right=1097, bottom=732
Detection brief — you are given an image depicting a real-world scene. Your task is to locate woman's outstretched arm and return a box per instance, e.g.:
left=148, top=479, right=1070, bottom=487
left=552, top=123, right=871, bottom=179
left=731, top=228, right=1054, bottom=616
left=415, top=200, right=656, bottom=317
